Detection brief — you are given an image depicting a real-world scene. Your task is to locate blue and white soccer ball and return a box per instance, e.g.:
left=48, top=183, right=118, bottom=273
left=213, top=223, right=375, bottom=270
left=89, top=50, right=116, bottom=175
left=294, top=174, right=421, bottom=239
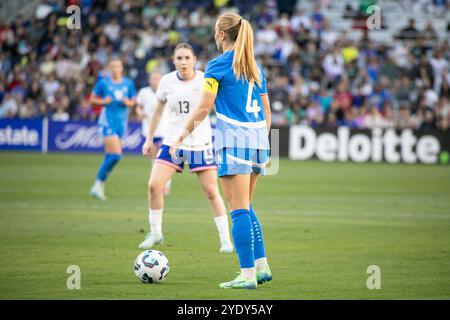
left=134, top=250, right=170, bottom=283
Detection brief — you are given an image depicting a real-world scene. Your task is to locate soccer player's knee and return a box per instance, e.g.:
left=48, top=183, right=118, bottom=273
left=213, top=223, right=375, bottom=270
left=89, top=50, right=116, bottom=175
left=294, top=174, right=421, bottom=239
left=148, top=181, right=163, bottom=196
left=203, top=185, right=217, bottom=201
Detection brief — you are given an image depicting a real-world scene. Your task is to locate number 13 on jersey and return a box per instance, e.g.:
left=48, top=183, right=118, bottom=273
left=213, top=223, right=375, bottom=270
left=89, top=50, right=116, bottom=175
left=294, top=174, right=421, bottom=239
left=178, top=101, right=189, bottom=114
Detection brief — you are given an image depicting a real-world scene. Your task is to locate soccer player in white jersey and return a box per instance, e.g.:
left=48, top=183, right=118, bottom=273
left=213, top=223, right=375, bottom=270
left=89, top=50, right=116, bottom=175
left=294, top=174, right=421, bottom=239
left=139, top=43, right=233, bottom=253
left=136, top=72, right=171, bottom=195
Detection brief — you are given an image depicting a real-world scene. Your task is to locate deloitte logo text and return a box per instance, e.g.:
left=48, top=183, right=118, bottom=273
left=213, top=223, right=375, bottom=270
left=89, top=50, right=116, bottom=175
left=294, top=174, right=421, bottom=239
left=289, top=126, right=441, bottom=164
left=0, top=126, right=40, bottom=146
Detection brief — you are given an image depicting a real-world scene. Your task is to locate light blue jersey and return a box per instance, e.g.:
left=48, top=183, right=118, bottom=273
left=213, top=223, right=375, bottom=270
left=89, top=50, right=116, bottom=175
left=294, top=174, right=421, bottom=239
left=93, top=76, right=136, bottom=137
left=204, top=50, right=269, bottom=151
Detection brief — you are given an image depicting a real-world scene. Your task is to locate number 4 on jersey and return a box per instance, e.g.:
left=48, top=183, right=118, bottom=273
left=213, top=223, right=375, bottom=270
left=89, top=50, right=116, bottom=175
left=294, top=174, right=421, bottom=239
left=245, top=82, right=261, bottom=119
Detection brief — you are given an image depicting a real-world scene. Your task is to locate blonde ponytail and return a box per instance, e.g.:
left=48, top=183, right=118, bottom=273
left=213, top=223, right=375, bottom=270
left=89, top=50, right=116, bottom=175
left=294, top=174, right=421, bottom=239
left=217, top=13, right=262, bottom=87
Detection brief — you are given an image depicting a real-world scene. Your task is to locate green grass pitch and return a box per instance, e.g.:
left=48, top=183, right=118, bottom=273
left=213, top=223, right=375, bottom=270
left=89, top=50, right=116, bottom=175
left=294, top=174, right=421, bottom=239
left=0, top=152, right=449, bottom=299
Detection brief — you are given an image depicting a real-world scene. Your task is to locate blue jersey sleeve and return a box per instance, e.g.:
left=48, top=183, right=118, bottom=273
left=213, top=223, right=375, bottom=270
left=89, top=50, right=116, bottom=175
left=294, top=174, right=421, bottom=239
left=92, top=79, right=105, bottom=97
left=259, top=65, right=268, bottom=95
left=204, top=58, right=225, bottom=81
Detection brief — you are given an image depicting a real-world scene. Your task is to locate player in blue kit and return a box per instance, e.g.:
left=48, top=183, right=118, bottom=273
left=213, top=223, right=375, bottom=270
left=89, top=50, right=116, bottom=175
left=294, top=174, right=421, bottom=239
left=170, top=12, right=272, bottom=289
left=89, top=59, right=136, bottom=200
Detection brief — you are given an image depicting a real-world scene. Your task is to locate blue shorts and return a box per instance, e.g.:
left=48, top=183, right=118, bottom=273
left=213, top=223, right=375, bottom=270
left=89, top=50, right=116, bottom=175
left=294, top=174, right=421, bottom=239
left=155, top=144, right=217, bottom=173
left=100, top=125, right=126, bottom=138
left=216, top=148, right=269, bottom=177
left=153, top=137, right=163, bottom=145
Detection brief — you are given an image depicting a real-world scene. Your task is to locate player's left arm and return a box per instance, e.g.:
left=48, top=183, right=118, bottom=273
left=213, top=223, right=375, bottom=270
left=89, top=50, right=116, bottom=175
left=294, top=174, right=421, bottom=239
left=259, top=68, right=271, bottom=133
left=123, top=80, right=137, bottom=108
left=261, top=94, right=271, bottom=133
left=123, top=98, right=136, bottom=108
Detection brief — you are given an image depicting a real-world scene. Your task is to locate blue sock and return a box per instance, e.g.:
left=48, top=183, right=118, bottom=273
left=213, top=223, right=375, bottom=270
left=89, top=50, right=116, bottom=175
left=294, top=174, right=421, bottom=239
left=96, top=153, right=121, bottom=182
left=230, top=209, right=255, bottom=268
left=249, top=204, right=266, bottom=260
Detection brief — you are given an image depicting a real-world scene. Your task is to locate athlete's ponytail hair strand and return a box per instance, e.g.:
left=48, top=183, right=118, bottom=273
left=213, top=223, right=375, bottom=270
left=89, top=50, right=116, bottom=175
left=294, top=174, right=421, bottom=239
left=217, top=13, right=262, bottom=88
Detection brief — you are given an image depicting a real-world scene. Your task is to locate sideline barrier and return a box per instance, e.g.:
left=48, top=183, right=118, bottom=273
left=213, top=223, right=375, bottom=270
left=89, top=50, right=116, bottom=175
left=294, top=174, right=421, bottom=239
left=1, top=119, right=449, bottom=164
left=0, top=119, right=144, bottom=154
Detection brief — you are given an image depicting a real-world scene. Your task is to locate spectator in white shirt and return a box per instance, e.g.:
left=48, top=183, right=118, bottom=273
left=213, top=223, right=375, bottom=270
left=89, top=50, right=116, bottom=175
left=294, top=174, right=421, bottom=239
left=430, top=50, right=449, bottom=95
left=104, top=18, right=121, bottom=43
left=42, top=73, right=60, bottom=102
left=364, top=106, right=386, bottom=128
left=323, top=48, right=345, bottom=83
left=1, top=93, right=18, bottom=118
left=320, top=19, right=338, bottom=51
left=290, top=8, right=312, bottom=31
left=255, top=23, right=278, bottom=56
left=51, top=96, right=70, bottom=122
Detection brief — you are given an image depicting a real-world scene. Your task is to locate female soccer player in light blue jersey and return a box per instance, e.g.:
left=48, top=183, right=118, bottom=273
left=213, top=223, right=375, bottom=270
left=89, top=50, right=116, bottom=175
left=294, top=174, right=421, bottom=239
left=89, top=59, right=136, bottom=200
left=170, top=12, right=272, bottom=289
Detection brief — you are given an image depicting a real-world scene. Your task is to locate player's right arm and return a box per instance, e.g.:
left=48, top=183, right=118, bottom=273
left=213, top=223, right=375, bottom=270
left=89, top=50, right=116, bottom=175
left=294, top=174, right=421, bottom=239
left=90, top=80, right=112, bottom=106
left=135, top=90, right=146, bottom=121
left=90, top=95, right=112, bottom=105
left=142, top=99, right=166, bottom=157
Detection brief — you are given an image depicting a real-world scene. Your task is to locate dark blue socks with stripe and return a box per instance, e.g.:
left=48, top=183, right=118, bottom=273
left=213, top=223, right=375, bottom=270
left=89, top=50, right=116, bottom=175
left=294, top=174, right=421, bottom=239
left=96, top=153, right=121, bottom=182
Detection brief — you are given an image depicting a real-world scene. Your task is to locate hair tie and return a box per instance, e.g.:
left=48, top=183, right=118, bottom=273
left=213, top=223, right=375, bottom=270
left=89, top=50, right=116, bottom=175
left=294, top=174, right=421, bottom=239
left=239, top=18, right=243, bottom=25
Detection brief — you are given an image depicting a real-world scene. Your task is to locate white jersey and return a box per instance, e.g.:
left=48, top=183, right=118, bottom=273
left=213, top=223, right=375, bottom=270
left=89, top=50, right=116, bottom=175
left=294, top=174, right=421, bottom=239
left=156, top=70, right=212, bottom=151
left=136, top=86, right=166, bottom=137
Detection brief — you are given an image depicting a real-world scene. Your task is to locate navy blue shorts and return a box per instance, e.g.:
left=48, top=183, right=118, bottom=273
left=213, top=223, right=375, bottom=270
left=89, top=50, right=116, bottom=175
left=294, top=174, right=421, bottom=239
left=155, top=144, right=217, bottom=173
left=152, top=137, right=163, bottom=145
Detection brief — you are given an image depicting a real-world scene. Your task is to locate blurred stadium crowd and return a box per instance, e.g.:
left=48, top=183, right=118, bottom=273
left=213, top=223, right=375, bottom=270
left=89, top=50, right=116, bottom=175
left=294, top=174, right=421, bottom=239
left=0, top=0, right=449, bottom=131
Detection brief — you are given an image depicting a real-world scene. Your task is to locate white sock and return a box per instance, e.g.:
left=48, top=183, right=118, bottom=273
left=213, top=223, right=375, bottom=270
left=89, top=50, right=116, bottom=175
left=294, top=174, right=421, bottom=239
left=149, top=208, right=163, bottom=237
left=94, top=180, right=105, bottom=193
left=241, top=267, right=256, bottom=280
left=94, top=180, right=104, bottom=191
left=255, top=257, right=269, bottom=272
left=214, top=215, right=231, bottom=245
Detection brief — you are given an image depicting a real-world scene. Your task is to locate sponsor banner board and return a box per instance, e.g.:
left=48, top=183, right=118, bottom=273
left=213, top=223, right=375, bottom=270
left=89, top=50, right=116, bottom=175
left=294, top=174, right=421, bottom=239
left=288, top=126, right=450, bottom=165
left=0, top=119, right=43, bottom=151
